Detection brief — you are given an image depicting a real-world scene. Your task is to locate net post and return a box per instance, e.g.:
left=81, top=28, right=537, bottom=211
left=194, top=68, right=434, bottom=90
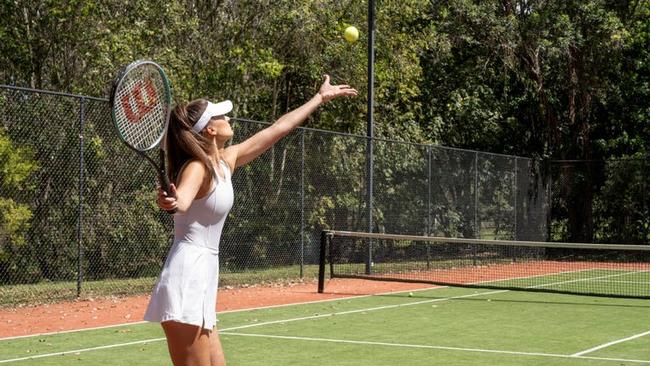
left=318, top=230, right=330, bottom=293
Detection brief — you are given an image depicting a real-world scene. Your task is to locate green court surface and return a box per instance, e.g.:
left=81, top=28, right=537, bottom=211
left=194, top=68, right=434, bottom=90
left=1, top=285, right=649, bottom=365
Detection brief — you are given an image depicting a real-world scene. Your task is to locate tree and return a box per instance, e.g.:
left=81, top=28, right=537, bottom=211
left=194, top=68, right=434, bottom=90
left=420, top=0, right=648, bottom=242
left=0, top=127, right=39, bottom=283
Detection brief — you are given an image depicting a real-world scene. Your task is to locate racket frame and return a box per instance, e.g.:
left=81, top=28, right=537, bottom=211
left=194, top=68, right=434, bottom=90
left=109, top=60, right=176, bottom=212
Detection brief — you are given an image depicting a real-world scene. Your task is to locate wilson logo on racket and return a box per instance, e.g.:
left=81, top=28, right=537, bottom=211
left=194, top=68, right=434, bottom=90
left=121, top=78, right=158, bottom=123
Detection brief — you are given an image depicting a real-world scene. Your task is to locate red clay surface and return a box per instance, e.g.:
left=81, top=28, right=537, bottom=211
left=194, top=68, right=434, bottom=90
left=0, top=279, right=436, bottom=339
left=2, top=260, right=644, bottom=339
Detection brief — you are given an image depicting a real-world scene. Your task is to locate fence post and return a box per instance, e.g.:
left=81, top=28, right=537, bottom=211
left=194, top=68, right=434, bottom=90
left=474, top=152, right=479, bottom=238
left=546, top=160, right=553, bottom=242
left=639, top=160, right=650, bottom=245
left=365, top=137, right=373, bottom=275
left=473, top=152, right=479, bottom=265
left=512, top=158, right=518, bottom=262
left=300, top=129, right=305, bottom=278
left=366, top=0, right=376, bottom=272
left=426, top=146, right=432, bottom=269
left=76, top=97, right=86, bottom=298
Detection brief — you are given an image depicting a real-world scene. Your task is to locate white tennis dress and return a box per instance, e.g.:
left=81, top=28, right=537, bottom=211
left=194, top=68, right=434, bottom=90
left=144, top=160, right=233, bottom=330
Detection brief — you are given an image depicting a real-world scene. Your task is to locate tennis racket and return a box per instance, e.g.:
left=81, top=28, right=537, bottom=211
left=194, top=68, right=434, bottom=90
left=109, top=60, right=176, bottom=213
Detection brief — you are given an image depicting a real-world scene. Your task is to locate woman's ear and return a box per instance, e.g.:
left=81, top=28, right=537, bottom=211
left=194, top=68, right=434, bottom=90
left=204, top=124, right=217, bottom=136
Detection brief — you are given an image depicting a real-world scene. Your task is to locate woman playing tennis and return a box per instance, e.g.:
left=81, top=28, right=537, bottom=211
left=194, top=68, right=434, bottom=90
left=144, top=75, right=357, bottom=366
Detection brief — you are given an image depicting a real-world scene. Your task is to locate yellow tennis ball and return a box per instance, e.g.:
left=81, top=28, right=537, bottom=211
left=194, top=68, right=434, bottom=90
left=344, top=26, right=359, bottom=43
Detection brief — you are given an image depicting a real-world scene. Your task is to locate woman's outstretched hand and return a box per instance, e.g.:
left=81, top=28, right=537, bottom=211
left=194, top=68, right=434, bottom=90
left=318, top=74, right=358, bottom=103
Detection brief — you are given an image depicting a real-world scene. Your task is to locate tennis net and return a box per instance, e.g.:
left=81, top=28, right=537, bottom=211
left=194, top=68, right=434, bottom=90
left=317, top=231, right=650, bottom=299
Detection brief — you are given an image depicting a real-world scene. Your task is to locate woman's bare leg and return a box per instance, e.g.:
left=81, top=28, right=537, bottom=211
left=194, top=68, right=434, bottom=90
left=162, top=321, right=211, bottom=366
left=209, top=327, right=226, bottom=366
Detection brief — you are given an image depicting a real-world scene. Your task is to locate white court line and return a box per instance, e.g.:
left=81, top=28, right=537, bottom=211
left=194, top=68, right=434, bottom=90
left=220, top=289, right=507, bottom=332
left=0, top=269, right=645, bottom=363
left=221, top=332, right=650, bottom=364
left=542, top=270, right=650, bottom=357
left=0, top=267, right=613, bottom=341
left=572, top=329, right=650, bottom=357
left=592, top=280, right=650, bottom=284
left=0, top=338, right=166, bottom=364
left=218, top=269, right=642, bottom=333
left=0, top=289, right=503, bottom=363
left=530, top=270, right=643, bottom=289
left=0, top=286, right=440, bottom=341
left=0, top=322, right=147, bottom=342
left=471, top=268, right=594, bottom=286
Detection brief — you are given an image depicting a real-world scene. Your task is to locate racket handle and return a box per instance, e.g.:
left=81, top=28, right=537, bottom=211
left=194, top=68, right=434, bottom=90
left=159, top=172, right=177, bottom=214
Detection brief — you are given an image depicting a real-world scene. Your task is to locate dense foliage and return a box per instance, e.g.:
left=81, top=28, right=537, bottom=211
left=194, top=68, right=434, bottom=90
left=0, top=1, right=647, bottom=292
left=1, top=0, right=647, bottom=157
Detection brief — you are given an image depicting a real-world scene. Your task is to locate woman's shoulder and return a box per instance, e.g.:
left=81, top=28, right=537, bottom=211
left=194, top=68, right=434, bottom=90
left=181, top=159, right=208, bottom=170
left=178, top=159, right=210, bottom=178
left=221, top=148, right=237, bottom=173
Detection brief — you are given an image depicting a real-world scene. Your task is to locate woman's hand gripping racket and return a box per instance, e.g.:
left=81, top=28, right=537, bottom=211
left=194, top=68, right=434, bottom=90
left=110, top=60, right=177, bottom=213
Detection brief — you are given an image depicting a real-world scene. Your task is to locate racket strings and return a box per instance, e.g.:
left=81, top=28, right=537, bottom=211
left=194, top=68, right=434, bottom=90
left=113, top=65, right=169, bottom=151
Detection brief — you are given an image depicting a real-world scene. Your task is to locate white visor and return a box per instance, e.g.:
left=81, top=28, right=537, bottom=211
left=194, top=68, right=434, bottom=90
left=192, top=100, right=233, bottom=132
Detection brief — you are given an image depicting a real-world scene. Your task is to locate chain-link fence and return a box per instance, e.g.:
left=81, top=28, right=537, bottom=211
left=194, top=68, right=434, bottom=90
left=549, top=159, right=649, bottom=245
left=0, top=85, right=548, bottom=306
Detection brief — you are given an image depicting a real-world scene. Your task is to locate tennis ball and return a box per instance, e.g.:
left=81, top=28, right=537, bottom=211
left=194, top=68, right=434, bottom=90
left=408, top=292, right=414, bottom=297
left=344, top=26, right=359, bottom=43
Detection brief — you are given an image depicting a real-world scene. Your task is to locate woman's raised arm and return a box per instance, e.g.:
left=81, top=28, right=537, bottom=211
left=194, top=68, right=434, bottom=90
left=231, top=75, right=357, bottom=168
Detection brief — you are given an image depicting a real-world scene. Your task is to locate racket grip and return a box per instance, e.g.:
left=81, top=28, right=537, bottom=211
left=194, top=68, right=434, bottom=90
left=159, top=172, right=177, bottom=214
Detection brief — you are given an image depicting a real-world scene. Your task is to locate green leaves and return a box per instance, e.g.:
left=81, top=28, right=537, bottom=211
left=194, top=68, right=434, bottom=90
left=0, top=127, right=38, bottom=276
left=0, top=199, right=32, bottom=248
left=0, top=0, right=647, bottom=159
left=0, top=128, right=39, bottom=191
